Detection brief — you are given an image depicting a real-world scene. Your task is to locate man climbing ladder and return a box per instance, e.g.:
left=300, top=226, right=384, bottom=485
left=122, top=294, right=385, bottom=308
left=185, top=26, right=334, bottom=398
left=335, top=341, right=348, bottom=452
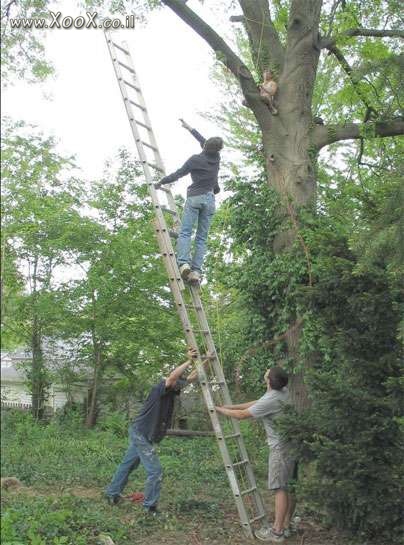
left=155, top=119, right=223, bottom=284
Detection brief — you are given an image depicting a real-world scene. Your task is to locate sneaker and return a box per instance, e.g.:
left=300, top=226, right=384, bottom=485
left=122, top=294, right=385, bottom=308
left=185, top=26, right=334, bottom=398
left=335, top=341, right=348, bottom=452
left=284, top=515, right=301, bottom=537
left=179, top=263, right=191, bottom=280
left=283, top=528, right=292, bottom=538
left=106, top=494, right=122, bottom=506
left=188, top=270, right=201, bottom=284
left=145, top=505, right=160, bottom=517
left=254, top=526, right=285, bottom=543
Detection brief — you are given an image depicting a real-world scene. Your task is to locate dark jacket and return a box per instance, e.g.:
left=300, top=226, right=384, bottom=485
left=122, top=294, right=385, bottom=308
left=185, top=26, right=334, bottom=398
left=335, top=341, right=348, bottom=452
left=133, top=379, right=186, bottom=443
left=159, top=129, right=221, bottom=197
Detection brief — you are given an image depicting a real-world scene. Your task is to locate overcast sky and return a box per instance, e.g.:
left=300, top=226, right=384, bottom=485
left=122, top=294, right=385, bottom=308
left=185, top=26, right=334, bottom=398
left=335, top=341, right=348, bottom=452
left=2, top=1, right=240, bottom=200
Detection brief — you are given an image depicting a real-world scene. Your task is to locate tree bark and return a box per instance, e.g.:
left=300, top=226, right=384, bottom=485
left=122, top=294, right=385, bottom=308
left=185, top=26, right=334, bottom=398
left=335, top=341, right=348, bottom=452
left=85, top=291, right=103, bottom=428
left=30, top=255, right=48, bottom=420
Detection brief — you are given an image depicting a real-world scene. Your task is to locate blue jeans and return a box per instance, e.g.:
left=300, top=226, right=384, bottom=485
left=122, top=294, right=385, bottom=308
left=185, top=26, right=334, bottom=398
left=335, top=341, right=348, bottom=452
left=177, top=192, right=216, bottom=273
left=105, top=426, right=162, bottom=508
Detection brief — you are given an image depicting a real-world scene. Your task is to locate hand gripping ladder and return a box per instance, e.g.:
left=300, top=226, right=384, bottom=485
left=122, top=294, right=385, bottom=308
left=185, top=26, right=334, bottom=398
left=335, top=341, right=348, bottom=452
left=104, top=29, right=268, bottom=538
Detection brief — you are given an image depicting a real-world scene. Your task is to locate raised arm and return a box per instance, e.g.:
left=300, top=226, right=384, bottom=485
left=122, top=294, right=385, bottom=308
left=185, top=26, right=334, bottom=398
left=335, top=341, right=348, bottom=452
left=180, top=118, right=206, bottom=148
left=165, top=347, right=198, bottom=388
left=186, top=352, right=214, bottom=383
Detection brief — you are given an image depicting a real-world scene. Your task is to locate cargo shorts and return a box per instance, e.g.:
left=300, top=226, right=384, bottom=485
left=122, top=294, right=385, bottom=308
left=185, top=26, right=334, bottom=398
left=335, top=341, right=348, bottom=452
left=268, top=445, right=296, bottom=490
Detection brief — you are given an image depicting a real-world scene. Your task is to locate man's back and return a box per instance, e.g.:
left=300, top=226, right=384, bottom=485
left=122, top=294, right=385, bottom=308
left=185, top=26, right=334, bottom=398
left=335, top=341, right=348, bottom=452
left=185, top=150, right=220, bottom=196
left=133, top=380, right=182, bottom=443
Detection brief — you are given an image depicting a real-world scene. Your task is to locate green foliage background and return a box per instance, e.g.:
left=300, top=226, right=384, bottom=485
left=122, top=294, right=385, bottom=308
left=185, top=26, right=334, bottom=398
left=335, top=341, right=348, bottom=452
left=1, top=0, right=403, bottom=543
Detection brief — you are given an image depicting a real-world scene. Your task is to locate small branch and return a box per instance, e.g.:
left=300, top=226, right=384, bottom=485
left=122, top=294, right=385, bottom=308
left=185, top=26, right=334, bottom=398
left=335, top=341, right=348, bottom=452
left=313, top=118, right=404, bottom=149
left=324, top=43, right=378, bottom=115
left=230, top=15, right=244, bottom=23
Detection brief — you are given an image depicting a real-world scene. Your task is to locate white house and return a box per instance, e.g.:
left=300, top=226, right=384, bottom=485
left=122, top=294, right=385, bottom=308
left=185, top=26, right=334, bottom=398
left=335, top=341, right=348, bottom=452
left=1, top=348, right=87, bottom=411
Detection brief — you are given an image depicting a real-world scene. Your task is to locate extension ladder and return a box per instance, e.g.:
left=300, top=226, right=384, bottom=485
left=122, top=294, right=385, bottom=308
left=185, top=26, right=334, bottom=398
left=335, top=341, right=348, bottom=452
left=104, top=29, right=268, bottom=538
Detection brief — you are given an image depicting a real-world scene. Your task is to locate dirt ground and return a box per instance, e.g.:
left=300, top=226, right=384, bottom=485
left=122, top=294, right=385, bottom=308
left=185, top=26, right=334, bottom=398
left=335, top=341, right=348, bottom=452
left=4, top=484, right=348, bottom=545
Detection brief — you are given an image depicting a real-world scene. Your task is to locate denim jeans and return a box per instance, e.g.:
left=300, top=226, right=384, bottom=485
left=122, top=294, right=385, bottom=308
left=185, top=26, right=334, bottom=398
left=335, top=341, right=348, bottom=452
left=105, top=426, right=162, bottom=508
left=177, top=192, right=216, bottom=273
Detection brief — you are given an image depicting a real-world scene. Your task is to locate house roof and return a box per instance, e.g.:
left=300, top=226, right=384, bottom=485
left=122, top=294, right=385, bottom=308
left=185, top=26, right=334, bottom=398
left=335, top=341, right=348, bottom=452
left=1, top=365, right=26, bottom=382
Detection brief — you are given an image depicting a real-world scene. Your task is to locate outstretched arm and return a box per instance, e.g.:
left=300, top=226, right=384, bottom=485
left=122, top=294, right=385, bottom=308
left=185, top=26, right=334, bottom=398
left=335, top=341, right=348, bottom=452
left=157, top=157, right=194, bottom=187
left=215, top=405, right=253, bottom=420
left=180, top=118, right=206, bottom=148
left=222, top=401, right=257, bottom=410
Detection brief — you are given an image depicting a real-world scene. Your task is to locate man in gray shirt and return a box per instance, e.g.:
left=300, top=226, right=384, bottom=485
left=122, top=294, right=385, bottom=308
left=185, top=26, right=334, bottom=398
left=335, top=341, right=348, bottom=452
left=216, top=367, right=296, bottom=543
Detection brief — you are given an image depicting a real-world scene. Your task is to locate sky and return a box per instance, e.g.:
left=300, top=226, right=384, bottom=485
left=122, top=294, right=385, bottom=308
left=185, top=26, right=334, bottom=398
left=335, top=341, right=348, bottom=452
left=2, top=1, right=238, bottom=200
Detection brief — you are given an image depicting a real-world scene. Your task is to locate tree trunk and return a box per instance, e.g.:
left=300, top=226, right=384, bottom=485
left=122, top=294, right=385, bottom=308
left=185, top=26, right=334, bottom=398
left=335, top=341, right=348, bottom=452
left=30, top=256, right=48, bottom=420
left=256, top=1, right=322, bottom=411
left=85, top=362, right=100, bottom=428
left=85, top=291, right=103, bottom=428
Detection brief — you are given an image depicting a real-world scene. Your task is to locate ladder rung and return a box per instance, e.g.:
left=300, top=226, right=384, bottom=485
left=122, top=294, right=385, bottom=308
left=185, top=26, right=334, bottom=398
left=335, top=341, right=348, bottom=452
left=185, top=304, right=202, bottom=310
left=160, top=206, right=177, bottom=216
left=144, top=161, right=164, bottom=172
left=224, top=432, right=241, bottom=439
left=140, top=140, right=158, bottom=151
left=135, top=119, right=152, bottom=131
left=240, top=486, right=257, bottom=496
left=231, top=459, right=249, bottom=468
left=123, top=80, right=141, bottom=92
left=129, top=99, right=146, bottom=111
left=249, top=513, right=267, bottom=524
left=112, top=42, right=130, bottom=55
left=118, top=60, right=135, bottom=73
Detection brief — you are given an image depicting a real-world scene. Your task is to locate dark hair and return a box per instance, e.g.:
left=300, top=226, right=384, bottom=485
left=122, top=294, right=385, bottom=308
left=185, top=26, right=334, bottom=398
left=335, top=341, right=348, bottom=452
left=203, top=137, right=223, bottom=154
left=268, top=366, right=288, bottom=390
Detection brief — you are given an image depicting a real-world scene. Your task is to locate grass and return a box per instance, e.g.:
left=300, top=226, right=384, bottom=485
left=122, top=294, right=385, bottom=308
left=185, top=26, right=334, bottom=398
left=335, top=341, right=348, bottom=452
left=1, top=409, right=344, bottom=545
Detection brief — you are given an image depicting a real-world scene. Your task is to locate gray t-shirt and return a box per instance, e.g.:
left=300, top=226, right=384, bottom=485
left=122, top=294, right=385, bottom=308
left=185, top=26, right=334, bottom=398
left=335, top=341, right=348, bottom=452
left=249, top=387, right=290, bottom=448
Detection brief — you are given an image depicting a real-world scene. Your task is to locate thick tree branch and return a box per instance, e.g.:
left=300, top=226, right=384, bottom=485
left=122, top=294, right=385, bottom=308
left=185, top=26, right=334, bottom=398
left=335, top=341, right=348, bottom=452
left=313, top=118, right=404, bottom=149
left=321, top=27, right=404, bottom=48
left=161, top=0, right=271, bottom=126
left=344, top=28, right=404, bottom=39
left=238, top=0, right=285, bottom=76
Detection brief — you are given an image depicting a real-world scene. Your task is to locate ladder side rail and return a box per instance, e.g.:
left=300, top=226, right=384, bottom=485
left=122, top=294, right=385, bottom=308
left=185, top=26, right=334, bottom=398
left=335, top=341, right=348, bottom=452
left=119, top=40, right=180, bottom=218
left=153, top=221, right=186, bottom=291
left=105, top=33, right=184, bottom=287
left=189, top=286, right=268, bottom=521
left=193, top=357, right=253, bottom=535
left=105, top=31, right=261, bottom=537
left=150, top=239, right=253, bottom=532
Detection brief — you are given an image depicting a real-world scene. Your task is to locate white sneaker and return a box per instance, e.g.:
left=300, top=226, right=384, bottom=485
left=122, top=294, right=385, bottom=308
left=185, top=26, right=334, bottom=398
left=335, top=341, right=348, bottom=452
left=188, top=270, right=201, bottom=284
left=284, top=516, right=301, bottom=537
left=179, top=263, right=191, bottom=279
left=254, top=526, right=285, bottom=543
